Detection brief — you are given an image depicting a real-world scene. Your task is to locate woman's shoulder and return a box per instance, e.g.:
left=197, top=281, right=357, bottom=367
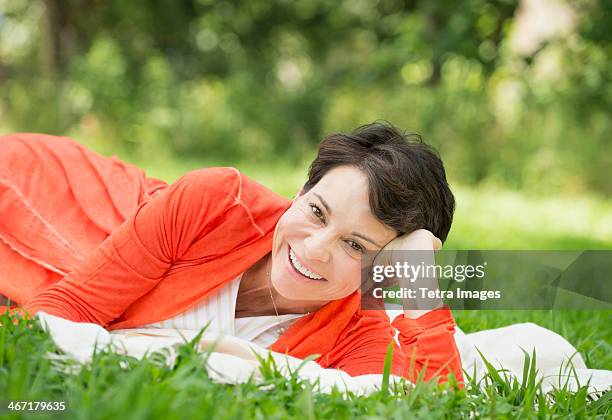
left=173, top=167, right=291, bottom=229
left=174, top=166, right=242, bottom=189
left=175, top=167, right=288, bottom=203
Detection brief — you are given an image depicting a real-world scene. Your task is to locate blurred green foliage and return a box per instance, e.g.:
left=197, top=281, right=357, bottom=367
left=0, top=0, right=610, bottom=195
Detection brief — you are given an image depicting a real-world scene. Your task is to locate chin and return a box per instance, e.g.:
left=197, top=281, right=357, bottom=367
left=270, top=274, right=321, bottom=301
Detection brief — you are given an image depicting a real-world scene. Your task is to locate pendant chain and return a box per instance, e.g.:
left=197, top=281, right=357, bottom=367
left=266, top=261, right=286, bottom=335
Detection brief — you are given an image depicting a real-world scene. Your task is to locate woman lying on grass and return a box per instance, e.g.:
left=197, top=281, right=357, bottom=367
left=0, top=121, right=463, bottom=384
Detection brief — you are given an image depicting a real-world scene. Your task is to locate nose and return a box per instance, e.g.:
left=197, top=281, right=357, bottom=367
left=303, top=230, right=332, bottom=263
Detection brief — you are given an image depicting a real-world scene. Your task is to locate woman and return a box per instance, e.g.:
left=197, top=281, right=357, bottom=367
left=0, top=122, right=463, bottom=384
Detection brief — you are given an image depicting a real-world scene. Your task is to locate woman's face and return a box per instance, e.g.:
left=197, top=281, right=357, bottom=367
left=271, top=165, right=397, bottom=301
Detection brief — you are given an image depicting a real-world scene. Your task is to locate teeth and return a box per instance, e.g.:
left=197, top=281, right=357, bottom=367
left=289, top=248, right=323, bottom=280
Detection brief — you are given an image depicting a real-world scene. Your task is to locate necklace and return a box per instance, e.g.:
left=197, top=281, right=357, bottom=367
left=266, top=262, right=287, bottom=335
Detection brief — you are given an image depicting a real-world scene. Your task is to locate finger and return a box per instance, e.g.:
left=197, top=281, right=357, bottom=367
left=433, top=237, right=442, bottom=250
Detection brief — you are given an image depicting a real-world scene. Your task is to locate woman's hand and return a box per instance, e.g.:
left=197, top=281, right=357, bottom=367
left=373, top=229, right=443, bottom=319
left=385, top=229, right=442, bottom=252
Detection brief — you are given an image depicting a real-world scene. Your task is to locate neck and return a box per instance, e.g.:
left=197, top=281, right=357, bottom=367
left=235, top=252, right=327, bottom=317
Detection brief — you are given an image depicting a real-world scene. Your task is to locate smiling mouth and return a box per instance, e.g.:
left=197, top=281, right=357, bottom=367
left=288, top=245, right=327, bottom=281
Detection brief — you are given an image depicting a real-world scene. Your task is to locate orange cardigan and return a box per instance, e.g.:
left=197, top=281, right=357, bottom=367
left=0, top=133, right=463, bottom=384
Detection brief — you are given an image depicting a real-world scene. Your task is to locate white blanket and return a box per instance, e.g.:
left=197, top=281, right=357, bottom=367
left=37, top=311, right=611, bottom=397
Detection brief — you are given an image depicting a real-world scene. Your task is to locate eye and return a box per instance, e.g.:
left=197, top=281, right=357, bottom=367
left=345, top=240, right=364, bottom=253
left=309, top=203, right=326, bottom=223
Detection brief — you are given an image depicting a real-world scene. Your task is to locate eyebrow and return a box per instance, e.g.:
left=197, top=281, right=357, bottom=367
left=313, top=192, right=385, bottom=248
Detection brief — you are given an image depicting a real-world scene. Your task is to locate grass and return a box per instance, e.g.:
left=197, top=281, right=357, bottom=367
left=1, top=154, right=610, bottom=418
left=454, top=310, right=611, bottom=371
left=2, top=310, right=612, bottom=419
left=0, top=312, right=610, bottom=419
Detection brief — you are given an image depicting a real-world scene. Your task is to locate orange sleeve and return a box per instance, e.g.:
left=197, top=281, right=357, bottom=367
left=328, top=308, right=464, bottom=386
left=22, top=168, right=239, bottom=326
left=392, top=307, right=464, bottom=385
left=324, top=311, right=407, bottom=378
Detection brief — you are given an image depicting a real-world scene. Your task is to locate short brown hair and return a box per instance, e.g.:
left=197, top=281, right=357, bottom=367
left=303, top=121, right=455, bottom=242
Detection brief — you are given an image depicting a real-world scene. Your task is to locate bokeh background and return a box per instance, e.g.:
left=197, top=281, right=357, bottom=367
left=0, top=0, right=610, bottom=250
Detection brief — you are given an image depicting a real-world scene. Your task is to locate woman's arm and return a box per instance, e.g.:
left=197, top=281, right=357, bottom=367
left=386, top=229, right=464, bottom=383
left=330, top=229, right=464, bottom=384
left=392, top=307, right=464, bottom=384
left=319, top=310, right=406, bottom=377
left=22, top=168, right=240, bottom=326
left=323, top=309, right=464, bottom=384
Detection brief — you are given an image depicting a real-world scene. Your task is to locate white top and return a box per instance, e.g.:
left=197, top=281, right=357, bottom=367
left=138, top=274, right=303, bottom=348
